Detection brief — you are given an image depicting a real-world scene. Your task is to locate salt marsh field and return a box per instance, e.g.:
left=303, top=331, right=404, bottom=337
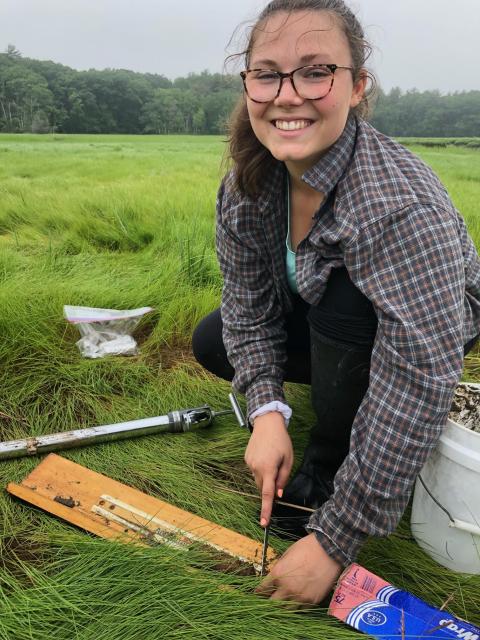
left=0, top=134, right=479, bottom=639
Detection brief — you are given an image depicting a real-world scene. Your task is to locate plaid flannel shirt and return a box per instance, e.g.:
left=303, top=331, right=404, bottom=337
left=216, top=116, right=480, bottom=565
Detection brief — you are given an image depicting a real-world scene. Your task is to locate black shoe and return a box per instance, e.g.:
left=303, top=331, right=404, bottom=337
left=271, top=460, right=334, bottom=540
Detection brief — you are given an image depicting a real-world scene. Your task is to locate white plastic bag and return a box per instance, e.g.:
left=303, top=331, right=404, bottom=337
left=64, top=305, right=154, bottom=359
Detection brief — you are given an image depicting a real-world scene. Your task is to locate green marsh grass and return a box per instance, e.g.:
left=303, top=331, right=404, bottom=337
left=0, top=133, right=479, bottom=638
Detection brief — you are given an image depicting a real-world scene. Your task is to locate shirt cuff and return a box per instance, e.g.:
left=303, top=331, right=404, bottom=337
left=306, top=499, right=368, bottom=567
left=250, top=401, right=292, bottom=427
left=245, top=378, right=286, bottom=418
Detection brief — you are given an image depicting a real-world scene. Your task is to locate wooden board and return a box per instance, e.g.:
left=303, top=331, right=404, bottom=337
left=7, top=453, right=276, bottom=573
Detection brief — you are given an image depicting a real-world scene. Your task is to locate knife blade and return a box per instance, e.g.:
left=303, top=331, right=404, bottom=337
left=260, top=523, right=270, bottom=576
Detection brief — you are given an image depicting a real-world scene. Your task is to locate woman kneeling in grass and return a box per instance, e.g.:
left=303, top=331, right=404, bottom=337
left=193, top=0, right=480, bottom=604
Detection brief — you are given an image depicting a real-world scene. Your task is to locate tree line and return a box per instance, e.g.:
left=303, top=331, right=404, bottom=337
left=1, top=45, right=479, bottom=138
left=0, top=46, right=240, bottom=135
left=372, top=87, right=480, bottom=139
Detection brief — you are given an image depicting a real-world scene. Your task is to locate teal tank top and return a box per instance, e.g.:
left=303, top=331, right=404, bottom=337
left=285, top=176, right=299, bottom=295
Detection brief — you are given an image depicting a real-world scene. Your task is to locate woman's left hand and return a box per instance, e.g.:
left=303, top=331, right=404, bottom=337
left=255, top=533, right=342, bottom=604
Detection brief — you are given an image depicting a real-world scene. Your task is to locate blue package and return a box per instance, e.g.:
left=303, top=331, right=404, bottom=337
left=330, top=564, right=480, bottom=640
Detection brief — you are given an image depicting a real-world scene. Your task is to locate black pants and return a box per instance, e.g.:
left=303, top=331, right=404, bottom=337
left=193, top=265, right=477, bottom=409
left=192, top=268, right=378, bottom=387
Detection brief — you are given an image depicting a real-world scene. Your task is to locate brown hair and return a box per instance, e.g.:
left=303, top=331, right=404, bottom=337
left=226, top=0, right=375, bottom=198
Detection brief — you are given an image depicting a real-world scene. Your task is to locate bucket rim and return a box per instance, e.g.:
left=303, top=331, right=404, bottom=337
left=446, top=417, right=480, bottom=438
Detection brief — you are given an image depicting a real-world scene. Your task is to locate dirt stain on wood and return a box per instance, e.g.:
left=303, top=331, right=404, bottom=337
left=53, top=495, right=79, bottom=508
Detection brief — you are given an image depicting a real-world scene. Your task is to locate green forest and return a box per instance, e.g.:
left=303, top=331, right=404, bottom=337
left=1, top=45, right=480, bottom=137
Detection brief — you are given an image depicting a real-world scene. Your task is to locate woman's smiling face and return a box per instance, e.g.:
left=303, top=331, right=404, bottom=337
left=246, top=10, right=366, bottom=176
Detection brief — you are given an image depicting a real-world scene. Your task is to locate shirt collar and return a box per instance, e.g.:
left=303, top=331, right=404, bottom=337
left=302, top=115, right=357, bottom=195
left=257, top=115, right=357, bottom=212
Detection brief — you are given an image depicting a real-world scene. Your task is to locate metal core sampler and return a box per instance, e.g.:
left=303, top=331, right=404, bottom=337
left=0, top=393, right=247, bottom=461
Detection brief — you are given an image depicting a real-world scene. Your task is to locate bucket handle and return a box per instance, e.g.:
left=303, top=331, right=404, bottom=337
left=449, top=519, right=480, bottom=537
left=418, top=474, right=480, bottom=538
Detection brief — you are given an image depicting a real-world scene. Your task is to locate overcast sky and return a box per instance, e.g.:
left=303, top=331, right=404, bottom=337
left=1, top=0, right=479, bottom=93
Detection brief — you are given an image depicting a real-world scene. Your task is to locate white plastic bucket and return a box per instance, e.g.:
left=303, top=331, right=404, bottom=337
left=411, top=383, right=480, bottom=574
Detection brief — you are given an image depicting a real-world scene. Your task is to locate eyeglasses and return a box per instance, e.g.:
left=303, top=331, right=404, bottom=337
left=240, top=64, right=353, bottom=103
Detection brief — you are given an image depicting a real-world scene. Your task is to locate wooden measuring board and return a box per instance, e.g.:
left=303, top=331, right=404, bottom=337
left=7, top=453, right=276, bottom=573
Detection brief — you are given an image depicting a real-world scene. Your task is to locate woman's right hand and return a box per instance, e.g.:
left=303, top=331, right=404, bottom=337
left=244, top=411, right=294, bottom=527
